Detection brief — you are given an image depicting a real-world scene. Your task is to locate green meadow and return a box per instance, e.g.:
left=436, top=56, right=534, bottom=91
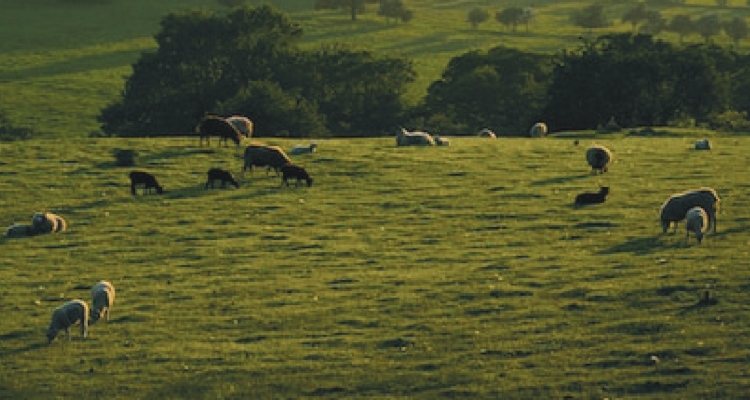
left=2, top=0, right=750, bottom=137
left=1, top=0, right=750, bottom=398
left=0, top=132, right=749, bottom=398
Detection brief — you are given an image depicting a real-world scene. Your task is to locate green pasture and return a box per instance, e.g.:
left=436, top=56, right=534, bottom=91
left=0, top=133, right=748, bottom=398
left=2, top=0, right=750, bottom=138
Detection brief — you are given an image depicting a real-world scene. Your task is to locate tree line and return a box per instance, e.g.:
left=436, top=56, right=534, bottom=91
left=96, top=5, right=750, bottom=139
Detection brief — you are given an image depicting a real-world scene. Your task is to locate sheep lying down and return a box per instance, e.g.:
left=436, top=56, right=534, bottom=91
left=47, top=299, right=89, bottom=343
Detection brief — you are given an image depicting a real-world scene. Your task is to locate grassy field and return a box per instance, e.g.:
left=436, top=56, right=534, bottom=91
left=2, top=0, right=750, bottom=138
left=0, top=131, right=749, bottom=398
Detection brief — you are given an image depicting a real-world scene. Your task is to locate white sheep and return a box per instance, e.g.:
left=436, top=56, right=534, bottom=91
left=226, top=115, right=254, bottom=138
left=685, top=206, right=708, bottom=244
left=289, top=142, right=318, bottom=155
left=694, top=139, right=711, bottom=150
left=478, top=128, right=496, bottom=138
left=659, top=187, right=720, bottom=234
left=529, top=122, right=548, bottom=138
left=434, top=136, right=451, bottom=146
left=396, top=127, right=435, bottom=146
left=47, top=299, right=89, bottom=343
left=31, top=212, right=67, bottom=235
left=90, top=281, right=116, bottom=324
left=585, top=145, right=613, bottom=174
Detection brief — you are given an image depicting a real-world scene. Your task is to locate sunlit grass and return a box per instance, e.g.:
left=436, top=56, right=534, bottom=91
left=0, top=133, right=748, bottom=397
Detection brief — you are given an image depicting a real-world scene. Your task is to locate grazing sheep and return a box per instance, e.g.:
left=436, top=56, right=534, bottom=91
left=47, top=299, right=89, bottom=343
left=529, top=122, right=548, bottom=138
left=694, top=139, right=711, bottom=150
left=31, top=212, right=67, bottom=234
left=586, top=145, right=613, bottom=174
left=243, top=144, right=292, bottom=176
left=435, top=136, right=451, bottom=146
left=659, top=187, right=720, bottom=234
left=289, top=142, right=318, bottom=155
left=129, top=171, right=163, bottom=195
left=90, top=281, right=115, bottom=324
left=397, top=128, right=435, bottom=146
left=205, top=168, right=239, bottom=189
left=478, top=128, right=497, bottom=138
left=574, top=187, right=610, bottom=206
left=5, top=223, right=34, bottom=237
left=226, top=115, right=253, bottom=138
left=197, top=115, right=243, bottom=147
left=280, top=163, right=313, bottom=187
left=685, top=206, right=708, bottom=244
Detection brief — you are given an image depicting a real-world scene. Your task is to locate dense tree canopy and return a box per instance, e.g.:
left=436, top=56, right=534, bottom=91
left=99, top=5, right=415, bottom=137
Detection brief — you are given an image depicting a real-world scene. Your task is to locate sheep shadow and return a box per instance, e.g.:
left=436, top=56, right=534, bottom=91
left=531, top=173, right=591, bottom=187
left=598, top=235, right=667, bottom=255
left=0, top=330, right=47, bottom=357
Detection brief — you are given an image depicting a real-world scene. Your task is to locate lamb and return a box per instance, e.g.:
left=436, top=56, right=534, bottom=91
left=289, top=142, right=318, bottom=155
left=280, top=163, right=313, bottom=187
left=694, top=139, right=711, bottom=150
left=205, top=168, right=239, bottom=189
left=574, top=187, right=610, bottom=206
left=585, top=145, right=613, bottom=174
left=31, top=212, right=67, bottom=234
left=129, top=171, right=163, bottom=195
left=243, top=144, right=292, bottom=176
left=685, top=206, right=708, bottom=244
left=529, top=122, right=548, bottom=138
left=396, top=128, right=435, bottom=146
left=90, top=281, right=115, bottom=324
left=659, top=187, right=720, bottom=234
left=46, top=299, right=89, bottom=343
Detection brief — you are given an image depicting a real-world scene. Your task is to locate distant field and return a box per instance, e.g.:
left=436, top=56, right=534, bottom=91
left=0, top=132, right=749, bottom=398
left=0, top=0, right=749, bottom=138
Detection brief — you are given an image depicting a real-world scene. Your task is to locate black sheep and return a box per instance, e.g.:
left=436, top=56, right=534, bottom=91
left=574, top=187, right=609, bottom=206
left=205, top=168, right=239, bottom=189
left=280, top=164, right=313, bottom=187
left=129, top=171, right=163, bottom=195
left=243, top=145, right=291, bottom=176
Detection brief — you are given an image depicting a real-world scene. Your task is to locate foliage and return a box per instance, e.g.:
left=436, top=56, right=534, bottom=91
left=420, top=46, right=550, bottom=136
left=217, top=80, right=328, bottom=138
left=495, top=7, right=524, bottom=32
left=710, top=110, right=750, bottom=132
left=668, top=14, right=695, bottom=44
left=466, top=7, right=489, bottom=29
left=571, top=4, right=609, bottom=32
left=112, top=149, right=139, bottom=166
left=543, top=34, right=733, bottom=131
left=98, top=5, right=415, bottom=138
left=696, top=14, right=722, bottom=43
left=313, top=0, right=379, bottom=21
left=724, top=17, right=749, bottom=48
left=377, top=0, right=412, bottom=23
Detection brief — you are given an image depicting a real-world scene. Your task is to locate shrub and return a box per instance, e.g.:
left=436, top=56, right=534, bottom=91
left=0, top=112, right=32, bottom=141
left=113, top=149, right=139, bottom=167
left=710, top=110, right=750, bottom=132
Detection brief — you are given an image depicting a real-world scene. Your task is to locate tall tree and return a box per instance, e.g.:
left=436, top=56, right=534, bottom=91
left=495, top=7, right=524, bottom=32
left=668, top=14, right=695, bottom=44
left=313, top=0, right=379, bottom=21
left=571, top=4, right=610, bottom=33
left=467, top=7, right=489, bottom=29
left=696, top=14, right=722, bottom=43
left=725, top=17, right=749, bottom=48
left=421, top=46, right=551, bottom=135
left=622, top=3, right=648, bottom=33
